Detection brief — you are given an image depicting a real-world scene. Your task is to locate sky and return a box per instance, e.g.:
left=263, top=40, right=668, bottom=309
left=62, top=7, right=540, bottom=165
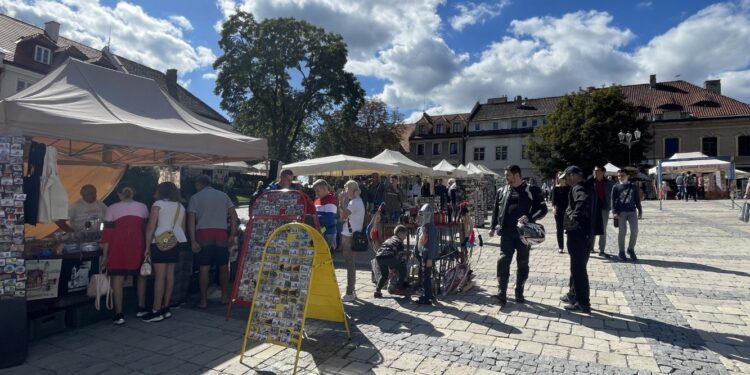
left=2, top=0, right=750, bottom=123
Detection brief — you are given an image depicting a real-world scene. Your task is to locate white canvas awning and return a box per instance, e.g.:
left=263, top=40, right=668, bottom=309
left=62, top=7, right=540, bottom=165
left=432, top=159, right=467, bottom=178
left=371, top=149, right=433, bottom=176
left=456, top=164, right=479, bottom=179
left=0, top=59, right=267, bottom=165
left=284, top=154, right=400, bottom=176
left=648, top=152, right=732, bottom=175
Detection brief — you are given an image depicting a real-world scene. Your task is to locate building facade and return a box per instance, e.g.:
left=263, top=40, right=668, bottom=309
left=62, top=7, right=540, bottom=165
left=405, top=112, right=469, bottom=167
left=0, top=14, right=229, bottom=127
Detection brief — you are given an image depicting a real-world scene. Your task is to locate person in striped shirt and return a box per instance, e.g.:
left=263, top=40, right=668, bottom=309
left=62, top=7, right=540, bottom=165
left=313, top=179, right=339, bottom=251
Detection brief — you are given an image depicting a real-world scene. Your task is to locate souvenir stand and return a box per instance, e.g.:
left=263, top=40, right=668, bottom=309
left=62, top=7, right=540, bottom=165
left=227, top=189, right=319, bottom=319
left=649, top=152, right=737, bottom=207
left=0, top=59, right=267, bottom=368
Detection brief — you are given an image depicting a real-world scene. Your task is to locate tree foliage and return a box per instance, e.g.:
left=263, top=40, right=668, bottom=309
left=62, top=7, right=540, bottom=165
left=313, top=99, right=403, bottom=158
left=214, top=12, right=365, bottom=162
left=527, top=86, right=652, bottom=178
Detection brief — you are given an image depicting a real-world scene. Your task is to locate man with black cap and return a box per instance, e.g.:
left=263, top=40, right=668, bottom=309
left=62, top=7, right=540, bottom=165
left=489, top=165, right=547, bottom=307
left=560, top=165, right=593, bottom=313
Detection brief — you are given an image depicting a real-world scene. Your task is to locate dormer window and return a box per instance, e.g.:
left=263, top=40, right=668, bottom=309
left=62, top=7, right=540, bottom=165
left=419, top=126, right=426, bottom=135
left=452, top=123, right=461, bottom=133
left=435, top=123, right=444, bottom=134
left=34, top=45, right=51, bottom=64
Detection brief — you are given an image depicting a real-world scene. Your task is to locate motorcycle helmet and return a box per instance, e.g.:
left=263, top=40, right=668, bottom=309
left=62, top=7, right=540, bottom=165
left=517, top=222, right=546, bottom=246
left=417, top=203, right=435, bottom=226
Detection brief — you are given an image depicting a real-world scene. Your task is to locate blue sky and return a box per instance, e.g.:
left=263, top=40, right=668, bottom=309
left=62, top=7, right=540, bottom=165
left=2, top=0, right=749, bottom=122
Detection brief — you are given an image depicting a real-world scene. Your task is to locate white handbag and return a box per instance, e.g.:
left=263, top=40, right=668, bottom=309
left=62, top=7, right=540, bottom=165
left=739, top=202, right=750, bottom=223
left=140, top=255, right=152, bottom=277
left=87, top=272, right=112, bottom=311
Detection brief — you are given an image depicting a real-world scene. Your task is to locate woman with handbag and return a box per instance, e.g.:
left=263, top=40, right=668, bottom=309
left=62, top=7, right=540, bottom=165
left=339, top=180, right=365, bottom=302
left=142, top=182, right=187, bottom=322
left=101, top=185, right=149, bottom=325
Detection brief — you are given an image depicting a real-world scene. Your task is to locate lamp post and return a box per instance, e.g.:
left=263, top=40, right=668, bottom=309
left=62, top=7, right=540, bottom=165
left=618, top=129, right=642, bottom=166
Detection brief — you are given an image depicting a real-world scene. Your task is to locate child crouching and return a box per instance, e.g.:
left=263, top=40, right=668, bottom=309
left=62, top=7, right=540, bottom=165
left=374, top=225, right=409, bottom=298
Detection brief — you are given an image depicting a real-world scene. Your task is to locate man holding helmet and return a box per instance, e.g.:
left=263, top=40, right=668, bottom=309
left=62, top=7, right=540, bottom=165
left=489, top=165, right=547, bottom=307
left=415, top=204, right=439, bottom=305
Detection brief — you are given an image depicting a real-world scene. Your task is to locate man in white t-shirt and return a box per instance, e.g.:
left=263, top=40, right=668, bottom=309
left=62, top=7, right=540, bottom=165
left=56, top=185, right=107, bottom=232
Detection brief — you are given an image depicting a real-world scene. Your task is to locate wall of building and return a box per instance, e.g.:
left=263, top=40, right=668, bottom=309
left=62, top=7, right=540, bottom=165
left=409, top=137, right=463, bottom=167
left=0, top=64, right=43, bottom=99
left=465, top=134, right=539, bottom=179
left=468, top=117, right=545, bottom=132
left=649, top=117, right=750, bottom=169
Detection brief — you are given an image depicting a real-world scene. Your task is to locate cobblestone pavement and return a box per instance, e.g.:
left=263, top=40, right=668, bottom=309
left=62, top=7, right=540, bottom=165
left=3, top=200, right=750, bottom=375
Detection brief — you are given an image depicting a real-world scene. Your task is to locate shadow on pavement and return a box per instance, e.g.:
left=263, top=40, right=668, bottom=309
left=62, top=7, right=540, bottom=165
left=634, top=258, right=750, bottom=278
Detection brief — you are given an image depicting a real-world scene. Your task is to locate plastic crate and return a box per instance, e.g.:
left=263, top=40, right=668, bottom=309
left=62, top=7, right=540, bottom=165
left=28, top=310, right=66, bottom=341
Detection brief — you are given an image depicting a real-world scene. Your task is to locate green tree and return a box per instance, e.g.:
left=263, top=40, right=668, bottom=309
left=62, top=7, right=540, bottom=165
left=214, top=12, right=365, bottom=162
left=527, top=86, right=652, bottom=178
left=313, top=99, right=403, bottom=158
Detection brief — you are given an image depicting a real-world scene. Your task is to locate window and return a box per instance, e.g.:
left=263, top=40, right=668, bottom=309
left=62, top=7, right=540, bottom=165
left=452, top=123, right=461, bottom=133
left=435, top=123, right=444, bottom=134
left=532, top=119, right=538, bottom=127
left=474, top=123, right=480, bottom=131
left=495, top=146, right=507, bottom=160
left=450, top=142, right=458, bottom=155
left=521, top=145, right=528, bottom=159
left=664, top=138, right=680, bottom=158
left=419, top=126, right=426, bottom=135
left=416, top=144, right=425, bottom=156
left=34, top=45, right=51, bottom=64
left=492, top=122, right=499, bottom=130
left=739, top=136, right=750, bottom=156
left=522, top=120, right=528, bottom=128
left=432, top=143, right=441, bottom=155
left=702, top=137, right=718, bottom=157
left=473, top=147, right=485, bottom=161
left=16, top=79, right=30, bottom=93
left=511, top=120, right=518, bottom=129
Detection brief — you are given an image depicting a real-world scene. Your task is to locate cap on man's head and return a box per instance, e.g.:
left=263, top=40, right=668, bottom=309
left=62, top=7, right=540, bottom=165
left=559, top=165, right=583, bottom=178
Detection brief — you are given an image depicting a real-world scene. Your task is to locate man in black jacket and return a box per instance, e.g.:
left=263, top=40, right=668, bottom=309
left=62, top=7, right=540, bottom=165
left=489, top=165, right=547, bottom=306
left=560, top=165, right=593, bottom=314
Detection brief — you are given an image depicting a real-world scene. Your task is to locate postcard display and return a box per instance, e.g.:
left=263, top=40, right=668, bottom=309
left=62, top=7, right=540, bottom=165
left=239, top=222, right=349, bottom=374
left=228, top=190, right=319, bottom=317
left=0, top=136, right=28, bottom=369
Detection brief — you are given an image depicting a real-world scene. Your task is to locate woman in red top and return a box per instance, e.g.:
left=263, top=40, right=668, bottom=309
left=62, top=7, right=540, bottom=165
left=101, top=185, right=149, bottom=325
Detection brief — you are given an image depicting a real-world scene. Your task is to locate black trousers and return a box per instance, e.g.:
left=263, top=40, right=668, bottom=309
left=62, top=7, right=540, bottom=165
left=554, top=214, right=565, bottom=250
left=567, top=233, right=591, bottom=307
left=376, top=256, right=407, bottom=291
left=497, top=231, right=530, bottom=287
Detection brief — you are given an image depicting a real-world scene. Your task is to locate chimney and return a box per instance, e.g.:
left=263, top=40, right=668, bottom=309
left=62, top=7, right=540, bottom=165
left=44, top=21, right=60, bottom=43
left=704, top=79, right=721, bottom=95
left=166, top=69, right=178, bottom=85
left=487, top=96, right=507, bottom=104
left=515, top=95, right=523, bottom=103
left=649, top=74, right=656, bottom=89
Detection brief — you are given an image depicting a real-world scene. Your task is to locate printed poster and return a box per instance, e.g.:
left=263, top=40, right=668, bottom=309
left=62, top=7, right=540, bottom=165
left=26, top=259, right=62, bottom=301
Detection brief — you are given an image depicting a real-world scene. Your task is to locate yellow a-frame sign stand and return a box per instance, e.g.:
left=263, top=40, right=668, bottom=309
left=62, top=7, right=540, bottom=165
left=240, top=223, right=350, bottom=374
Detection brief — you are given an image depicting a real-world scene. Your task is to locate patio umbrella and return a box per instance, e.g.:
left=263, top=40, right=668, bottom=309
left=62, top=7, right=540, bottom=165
left=371, top=149, right=433, bottom=176
left=283, top=154, right=400, bottom=176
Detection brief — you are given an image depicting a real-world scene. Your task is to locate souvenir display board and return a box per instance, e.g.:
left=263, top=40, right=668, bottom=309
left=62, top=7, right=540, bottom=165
left=240, top=222, right=349, bottom=375
left=228, top=190, right=318, bottom=317
left=0, top=136, right=27, bottom=300
left=25, top=259, right=62, bottom=301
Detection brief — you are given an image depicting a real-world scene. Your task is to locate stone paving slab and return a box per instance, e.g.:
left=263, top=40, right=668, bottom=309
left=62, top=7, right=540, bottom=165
left=2, top=200, right=749, bottom=374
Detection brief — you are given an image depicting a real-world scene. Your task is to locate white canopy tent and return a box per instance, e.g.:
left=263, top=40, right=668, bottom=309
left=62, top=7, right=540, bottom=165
left=604, top=163, right=620, bottom=176
left=648, top=152, right=731, bottom=175
left=432, top=159, right=467, bottom=178
left=456, top=164, right=480, bottom=179
left=283, top=154, right=400, bottom=176
left=475, top=163, right=500, bottom=177
left=371, top=149, right=433, bottom=176
left=0, top=59, right=267, bottom=165
left=465, top=162, right=486, bottom=177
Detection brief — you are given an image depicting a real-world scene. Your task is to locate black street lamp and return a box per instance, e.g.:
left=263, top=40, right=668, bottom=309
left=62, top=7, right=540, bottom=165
left=618, top=129, right=642, bottom=166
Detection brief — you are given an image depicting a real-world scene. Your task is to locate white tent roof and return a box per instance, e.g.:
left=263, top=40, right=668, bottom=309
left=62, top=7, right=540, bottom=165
left=432, top=159, right=467, bottom=177
left=284, top=154, right=400, bottom=176
left=475, top=163, right=500, bottom=176
left=466, top=162, right=486, bottom=176
left=0, top=59, right=267, bottom=165
left=648, top=152, right=732, bottom=175
left=456, top=164, right=479, bottom=179
left=604, top=163, right=620, bottom=176
left=371, top=149, right=433, bottom=176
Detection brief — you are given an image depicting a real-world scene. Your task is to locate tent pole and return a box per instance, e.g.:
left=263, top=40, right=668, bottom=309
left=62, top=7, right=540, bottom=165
left=657, top=161, right=663, bottom=211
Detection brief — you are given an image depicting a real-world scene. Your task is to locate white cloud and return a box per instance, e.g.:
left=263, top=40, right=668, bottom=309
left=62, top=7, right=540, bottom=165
left=202, top=72, right=218, bottom=80
left=178, top=78, right=191, bottom=88
left=169, top=15, right=193, bottom=31
left=450, top=0, right=510, bottom=31
left=0, top=0, right=215, bottom=76
left=636, top=2, right=652, bottom=8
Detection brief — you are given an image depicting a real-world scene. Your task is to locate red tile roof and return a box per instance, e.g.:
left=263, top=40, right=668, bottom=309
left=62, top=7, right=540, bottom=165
left=619, top=81, right=750, bottom=119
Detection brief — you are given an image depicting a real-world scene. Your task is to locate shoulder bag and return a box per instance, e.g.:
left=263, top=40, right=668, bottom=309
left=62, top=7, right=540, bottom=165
left=155, top=203, right=181, bottom=251
left=347, top=218, right=369, bottom=252
left=87, top=272, right=112, bottom=311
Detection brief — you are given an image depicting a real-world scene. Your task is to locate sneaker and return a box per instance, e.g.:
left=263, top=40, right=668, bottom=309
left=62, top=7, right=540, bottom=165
left=627, top=248, right=638, bottom=261
left=112, top=314, right=125, bottom=325
left=514, top=290, right=525, bottom=304
left=558, top=248, right=564, bottom=254
left=141, top=310, right=164, bottom=323
left=618, top=252, right=627, bottom=261
left=493, top=293, right=507, bottom=307
left=560, top=295, right=573, bottom=303
left=161, top=307, right=172, bottom=319
left=563, top=303, right=591, bottom=314
left=136, top=307, right=149, bottom=318
left=169, top=300, right=184, bottom=309
left=416, top=296, right=434, bottom=305
left=374, top=291, right=383, bottom=298
left=342, top=294, right=356, bottom=302
left=598, top=250, right=607, bottom=257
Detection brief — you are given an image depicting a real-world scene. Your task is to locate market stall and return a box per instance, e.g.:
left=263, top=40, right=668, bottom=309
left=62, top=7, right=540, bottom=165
left=649, top=152, right=736, bottom=203
left=0, top=58, right=267, bottom=368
